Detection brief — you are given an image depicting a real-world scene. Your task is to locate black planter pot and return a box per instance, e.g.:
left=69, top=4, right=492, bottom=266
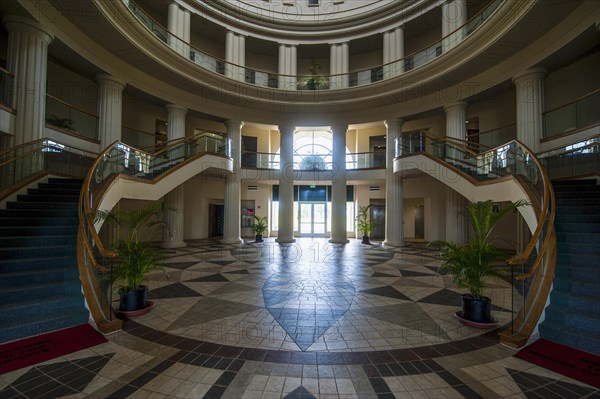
left=461, top=294, right=492, bottom=323
left=255, top=234, right=263, bottom=243
left=119, top=286, right=148, bottom=311
left=361, top=235, right=370, bottom=244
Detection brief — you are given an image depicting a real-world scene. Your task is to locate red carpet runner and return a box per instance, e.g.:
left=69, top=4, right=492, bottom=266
left=516, top=339, right=600, bottom=389
left=0, top=324, right=107, bottom=375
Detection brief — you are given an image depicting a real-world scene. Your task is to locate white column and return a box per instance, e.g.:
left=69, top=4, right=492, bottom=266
left=167, top=2, right=190, bottom=57
left=162, top=104, right=188, bottom=248
left=277, top=125, right=296, bottom=243
left=383, top=26, right=404, bottom=79
left=513, top=68, right=547, bottom=153
left=278, top=44, right=297, bottom=90
left=96, top=74, right=125, bottom=150
left=446, top=187, right=467, bottom=244
left=384, top=119, right=404, bottom=247
left=4, top=16, right=53, bottom=145
left=444, top=101, right=468, bottom=140
left=329, top=42, right=349, bottom=89
left=225, top=31, right=245, bottom=81
left=442, top=0, right=467, bottom=52
left=222, top=120, right=244, bottom=244
left=330, top=125, right=348, bottom=244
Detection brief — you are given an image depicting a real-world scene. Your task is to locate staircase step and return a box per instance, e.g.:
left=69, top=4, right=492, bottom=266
left=554, top=278, right=600, bottom=297
left=555, top=263, right=598, bottom=281
left=553, top=185, right=600, bottom=192
left=0, top=256, right=78, bottom=273
left=556, top=232, right=600, bottom=244
left=1, top=236, right=77, bottom=248
left=0, top=267, right=79, bottom=288
left=38, top=182, right=83, bottom=190
left=557, top=253, right=600, bottom=267
left=552, top=179, right=597, bottom=186
left=551, top=291, right=600, bottom=309
left=16, top=194, right=79, bottom=203
left=538, top=321, right=600, bottom=356
left=0, top=209, right=78, bottom=218
left=0, top=295, right=81, bottom=323
left=0, top=217, right=78, bottom=227
left=557, top=242, right=600, bottom=256
left=554, top=206, right=600, bottom=215
left=7, top=201, right=78, bottom=210
left=0, top=245, right=76, bottom=260
left=0, top=305, right=89, bottom=344
left=27, top=187, right=81, bottom=196
left=554, top=191, right=600, bottom=199
left=544, top=307, right=600, bottom=334
left=47, top=177, right=84, bottom=185
left=554, top=222, right=600, bottom=233
left=555, top=214, right=600, bottom=224
left=554, top=199, right=600, bottom=206
left=0, top=281, right=82, bottom=305
left=0, top=225, right=78, bottom=237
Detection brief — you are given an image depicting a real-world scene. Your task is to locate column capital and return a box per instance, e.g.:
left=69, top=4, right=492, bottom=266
left=443, top=101, right=468, bottom=112
left=330, top=125, right=348, bottom=135
left=165, top=104, right=187, bottom=114
left=384, top=118, right=404, bottom=129
left=512, top=67, right=547, bottom=84
left=95, top=74, right=126, bottom=90
left=3, top=15, right=54, bottom=45
left=225, top=120, right=244, bottom=130
left=278, top=125, right=296, bottom=136
left=278, top=43, right=297, bottom=49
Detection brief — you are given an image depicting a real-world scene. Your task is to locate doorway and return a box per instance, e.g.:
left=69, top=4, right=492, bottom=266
left=298, top=202, right=327, bottom=237
left=370, top=199, right=385, bottom=239
left=208, top=204, right=224, bottom=237
left=414, top=205, right=425, bottom=239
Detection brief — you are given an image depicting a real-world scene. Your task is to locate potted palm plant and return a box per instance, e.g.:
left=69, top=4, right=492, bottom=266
left=356, top=205, right=374, bottom=244
left=252, top=215, right=268, bottom=243
left=94, top=201, right=171, bottom=312
left=435, top=199, right=529, bottom=324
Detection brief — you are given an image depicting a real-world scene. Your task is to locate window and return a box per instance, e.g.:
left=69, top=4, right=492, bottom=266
left=308, top=0, right=319, bottom=6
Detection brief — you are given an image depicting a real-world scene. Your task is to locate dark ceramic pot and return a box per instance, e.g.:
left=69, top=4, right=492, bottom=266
left=461, top=294, right=492, bottom=323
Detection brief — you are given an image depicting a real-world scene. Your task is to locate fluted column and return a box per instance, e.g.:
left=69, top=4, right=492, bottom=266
left=442, top=0, right=466, bottom=52
left=278, top=44, right=297, bottom=90
left=384, top=119, right=404, bottom=247
left=383, top=26, right=404, bottom=79
left=222, top=120, right=244, bottom=244
left=167, top=2, right=190, bottom=57
left=446, top=187, right=467, bottom=244
left=513, top=68, right=547, bottom=153
left=162, top=104, right=188, bottom=248
left=225, top=31, right=246, bottom=81
left=444, top=101, right=468, bottom=140
left=96, top=74, right=125, bottom=150
left=4, top=15, right=53, bottom=145
left=329, top=42, right=349, bottom=90
left=277, top=125, right=296, bottom=243
left=330, top=125, right=348, bottom=244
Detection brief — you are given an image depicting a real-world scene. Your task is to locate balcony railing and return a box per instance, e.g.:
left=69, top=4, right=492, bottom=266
left=0, top=67, right=15, bottom=110
left=538, top=136, right=599, bottom=180
left=544, top=89, right=600, bottom=139
left=122, top=0, right=503, bottom=91
left=240, top=151, right=386, bottom=170
left=121, top=125, right=156, bottom=149
left=0, top=138, right=96, bottom=198
left=45, top=95, right=99, bottom=140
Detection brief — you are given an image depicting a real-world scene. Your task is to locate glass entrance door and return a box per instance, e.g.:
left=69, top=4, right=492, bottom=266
left=299, top=202, right=327, bottom=236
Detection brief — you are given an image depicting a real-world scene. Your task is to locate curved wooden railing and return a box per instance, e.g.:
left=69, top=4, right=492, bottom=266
left=77, top=132, right=232, bottom=332
left=395, top=132, right=557, bottom=348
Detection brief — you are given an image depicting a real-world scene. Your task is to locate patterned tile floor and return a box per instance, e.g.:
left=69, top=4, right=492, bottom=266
left=1, top=238, right=599, bottom=398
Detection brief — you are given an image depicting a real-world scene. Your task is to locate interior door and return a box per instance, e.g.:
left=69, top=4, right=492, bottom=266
left=299, top=202, right=327, bottom=236
left=414, top=205, right=425, bottom=239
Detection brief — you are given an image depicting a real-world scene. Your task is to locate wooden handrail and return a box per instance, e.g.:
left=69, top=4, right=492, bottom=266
left=46, top=94, right=98, bottom=118
left=471, top=122, right=516, bottom=138
left=542, top=88, right=600, bottom=115
left=0, top=66, right=15, bottom=77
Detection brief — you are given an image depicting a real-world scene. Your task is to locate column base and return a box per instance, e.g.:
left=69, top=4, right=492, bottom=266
left=221, top=237, right=243, bottom=245
left=276, top=237, right=296, bottom=244
left=329, top=238, right=349, bottom=244
left=382, top=240, right=404, bottom=248
left=161, top=240, right=187, bottom=249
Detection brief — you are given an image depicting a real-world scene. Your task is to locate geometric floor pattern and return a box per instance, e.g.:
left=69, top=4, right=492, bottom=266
left=0, top=238, right=598, bottom=398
